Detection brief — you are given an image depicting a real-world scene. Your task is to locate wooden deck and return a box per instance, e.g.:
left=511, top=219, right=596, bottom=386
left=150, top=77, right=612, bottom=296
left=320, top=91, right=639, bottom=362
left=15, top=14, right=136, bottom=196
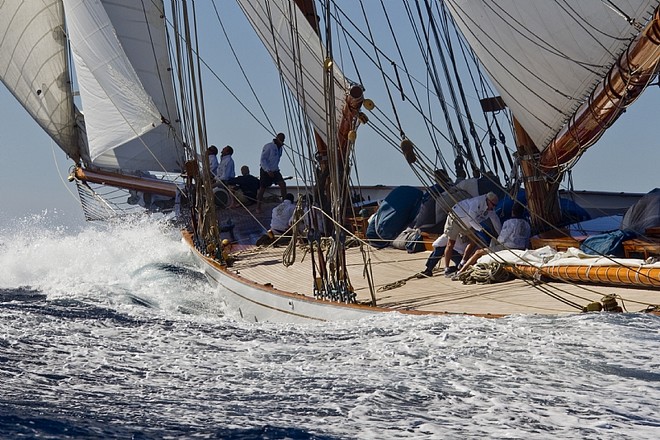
left=214, top=195, right=659, bottom=317
left=227, top=244, right=660, bottom=316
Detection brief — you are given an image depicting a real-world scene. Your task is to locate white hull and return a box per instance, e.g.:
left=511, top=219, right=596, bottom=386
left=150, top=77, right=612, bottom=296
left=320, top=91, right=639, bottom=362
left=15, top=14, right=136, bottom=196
left=185, top=232, right=398, bottom=323
left=185, top=230, right=660, bottom=323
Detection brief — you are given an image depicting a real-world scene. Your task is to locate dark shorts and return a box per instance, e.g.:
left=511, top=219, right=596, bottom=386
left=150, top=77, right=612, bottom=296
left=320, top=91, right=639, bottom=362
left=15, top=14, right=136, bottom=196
left=259, top=168, right=284, bottom=188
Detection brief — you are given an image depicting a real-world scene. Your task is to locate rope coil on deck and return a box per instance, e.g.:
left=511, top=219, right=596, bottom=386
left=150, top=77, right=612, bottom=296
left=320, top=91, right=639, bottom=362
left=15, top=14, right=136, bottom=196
left=455, top=263, right=512, bottom=284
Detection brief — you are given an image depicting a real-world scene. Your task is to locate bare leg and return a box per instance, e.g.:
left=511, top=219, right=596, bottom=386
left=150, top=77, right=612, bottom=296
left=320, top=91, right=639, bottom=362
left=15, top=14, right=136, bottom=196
left=463, top=242, right=477, bottom=263
left=457, top=248, right=486, bottom=274
left=256, top=187, right=266, bottom=212
left=443, top=239, right=456, bottom=270
left=278, top=180, right=287, bottom=200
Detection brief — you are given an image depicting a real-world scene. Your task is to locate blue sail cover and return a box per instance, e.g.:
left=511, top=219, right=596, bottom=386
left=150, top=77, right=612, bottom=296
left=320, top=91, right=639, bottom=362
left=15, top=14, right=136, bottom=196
left=366, top=186, right=423, bottom=248
left=580, top=229, right=637, bottom=256
left=497, top=189, right=590, bottom=225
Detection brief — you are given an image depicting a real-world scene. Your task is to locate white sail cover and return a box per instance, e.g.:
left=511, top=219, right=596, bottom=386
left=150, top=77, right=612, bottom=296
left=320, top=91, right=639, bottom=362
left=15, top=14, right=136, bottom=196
left=62, top=0, right=184, bottom=172
left=444, top=0, right=659, bottom=151
left=237, top=0, right=349, bottom=145
left=0, top=0, right=78, bottom=159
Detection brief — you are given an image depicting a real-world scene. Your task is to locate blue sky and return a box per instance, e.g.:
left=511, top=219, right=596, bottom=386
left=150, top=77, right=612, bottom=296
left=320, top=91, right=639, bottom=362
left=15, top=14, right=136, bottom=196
left=1, top=2, right=658, bottom=224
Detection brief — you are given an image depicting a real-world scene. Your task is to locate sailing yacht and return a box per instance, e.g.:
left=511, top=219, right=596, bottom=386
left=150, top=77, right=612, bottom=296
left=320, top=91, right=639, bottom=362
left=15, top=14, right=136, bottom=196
left=1, top=0, right=659, bottom=323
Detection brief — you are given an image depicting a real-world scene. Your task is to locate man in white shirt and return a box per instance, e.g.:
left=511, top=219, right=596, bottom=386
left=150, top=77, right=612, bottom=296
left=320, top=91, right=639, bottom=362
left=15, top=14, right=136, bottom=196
left=216, top=145, right=235, bottom=183
left=206, top=145, right=219, bottom=178
left=418, top=233, right=468, bottom=278
left=452, top=201, right=530, bottom=278
left=257, top=133, right=287, bottom=212
left=270, top=193, right=296, bottom=235
left=493, top=203, right=530, bottom=251
left=442, top=192, right=501, bottom=276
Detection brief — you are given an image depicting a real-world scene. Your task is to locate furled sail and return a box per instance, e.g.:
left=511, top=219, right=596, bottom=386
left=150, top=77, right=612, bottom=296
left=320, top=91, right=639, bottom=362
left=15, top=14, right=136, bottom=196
left=62, top=0, right=184, bottom=173
left=0, top=0, right=79, bottom=160
left=444, top=0, right=659, bottom=154
left=236, top=0, right=349, bottom=145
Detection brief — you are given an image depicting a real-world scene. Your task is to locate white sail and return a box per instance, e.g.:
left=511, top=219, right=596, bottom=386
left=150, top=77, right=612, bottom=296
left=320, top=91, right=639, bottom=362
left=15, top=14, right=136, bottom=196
left=236, top=0, right=349, bottom=145
left=0, top=0, right=79, bottom=160
left=63, top=0, right=184, bottom=172
left=444, top=0, right=658, bottom=151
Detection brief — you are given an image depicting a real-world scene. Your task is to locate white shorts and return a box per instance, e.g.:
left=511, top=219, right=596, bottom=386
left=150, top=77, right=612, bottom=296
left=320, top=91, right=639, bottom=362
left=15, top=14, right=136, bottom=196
left=443, top=213, right=468, bottom=240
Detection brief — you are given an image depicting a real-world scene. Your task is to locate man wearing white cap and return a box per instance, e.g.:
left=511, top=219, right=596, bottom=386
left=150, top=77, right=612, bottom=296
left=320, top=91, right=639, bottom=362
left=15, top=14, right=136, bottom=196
left=441, top=192, right=501, bottom=276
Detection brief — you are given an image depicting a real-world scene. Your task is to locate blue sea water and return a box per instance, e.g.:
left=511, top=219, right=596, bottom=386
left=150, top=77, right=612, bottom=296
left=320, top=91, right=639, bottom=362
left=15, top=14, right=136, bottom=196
left=0, top=215, right=659, bottom=439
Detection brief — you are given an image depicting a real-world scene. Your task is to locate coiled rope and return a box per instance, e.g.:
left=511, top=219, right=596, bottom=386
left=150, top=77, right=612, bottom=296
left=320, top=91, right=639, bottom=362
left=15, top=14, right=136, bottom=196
left=454, top=262, right=512, bottom=284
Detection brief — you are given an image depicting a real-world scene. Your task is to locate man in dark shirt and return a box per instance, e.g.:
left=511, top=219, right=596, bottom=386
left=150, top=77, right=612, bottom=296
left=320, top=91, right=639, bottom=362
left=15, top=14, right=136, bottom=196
left=228, top=165, right=260, bottom=205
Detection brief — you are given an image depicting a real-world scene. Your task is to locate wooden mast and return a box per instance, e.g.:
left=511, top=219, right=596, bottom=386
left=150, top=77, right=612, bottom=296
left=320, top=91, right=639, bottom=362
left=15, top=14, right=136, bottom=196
left=293, top=0, right=365, bottom=302
left=512, top=119, right=561, bottom=232
left=293, top=0, right=364, bottom=213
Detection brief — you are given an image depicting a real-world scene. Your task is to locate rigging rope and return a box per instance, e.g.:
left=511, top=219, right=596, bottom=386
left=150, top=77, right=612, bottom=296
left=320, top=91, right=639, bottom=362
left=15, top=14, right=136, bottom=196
left=410, top=0, right=466, bottom=179
left=424, top=0, right=479, bottom=176
left=357, top=0, right=405, bottom=139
